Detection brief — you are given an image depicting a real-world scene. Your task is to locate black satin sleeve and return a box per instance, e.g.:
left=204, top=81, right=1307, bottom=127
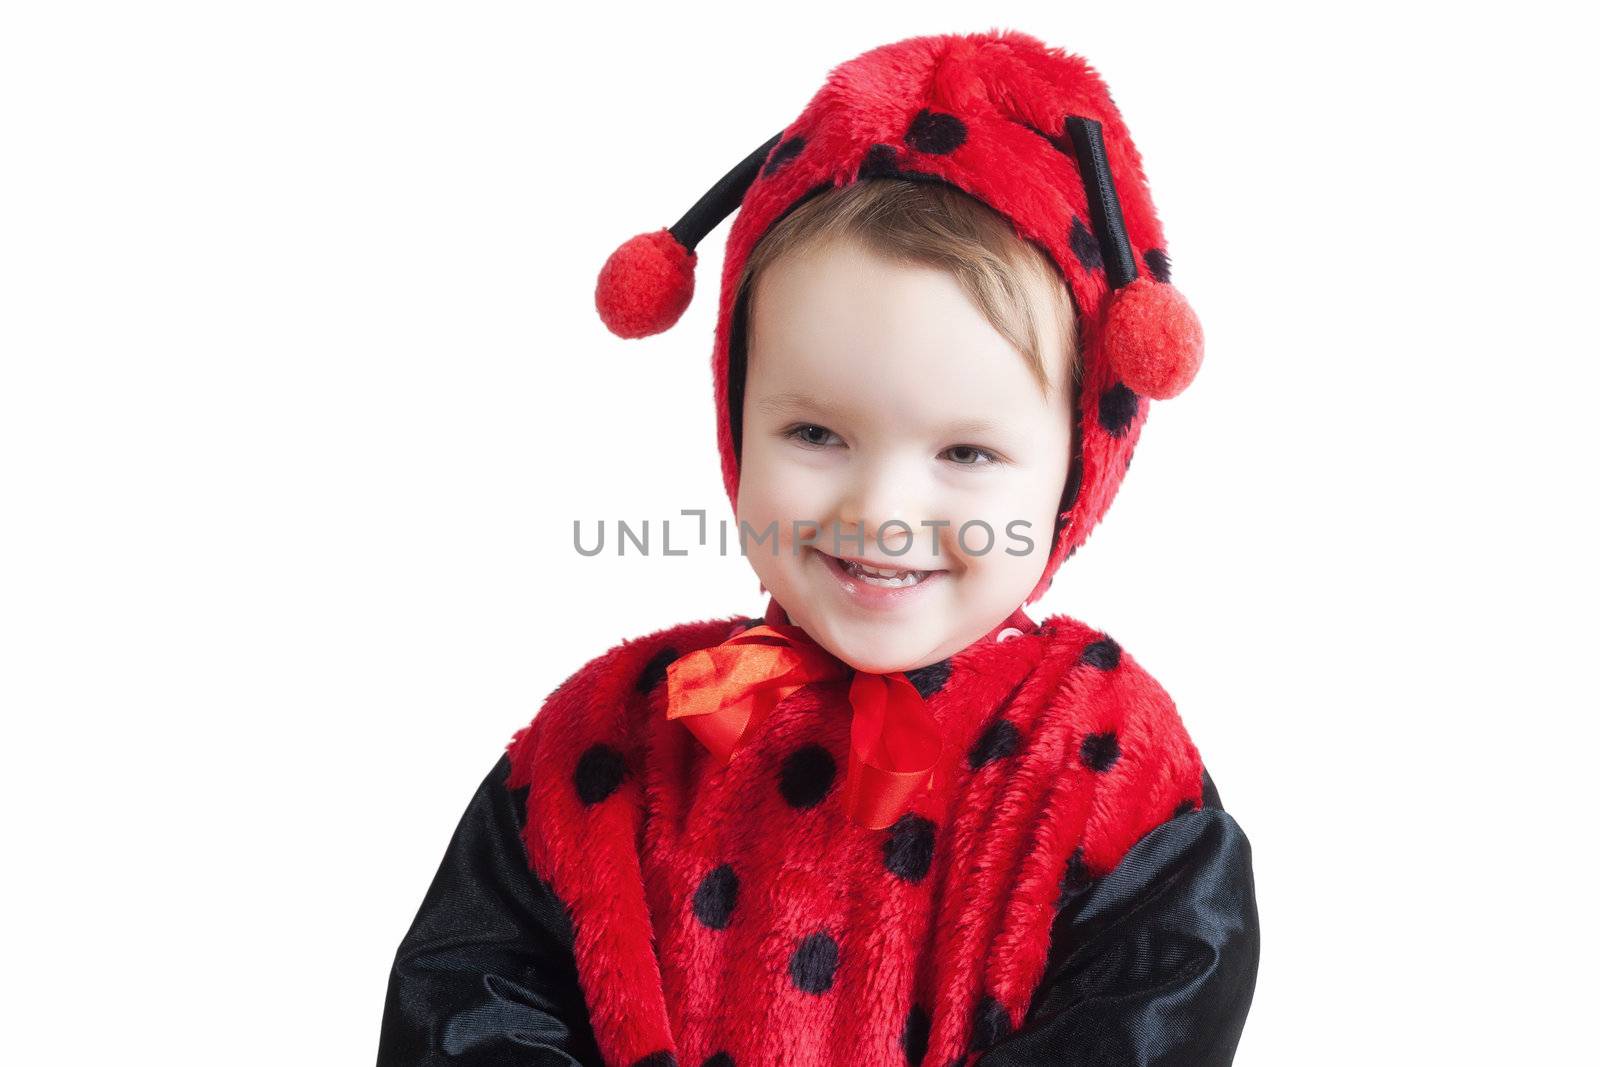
left=975, top=770, right=1260, bottom=1066
left=376, top=753, right=604, bottom=1067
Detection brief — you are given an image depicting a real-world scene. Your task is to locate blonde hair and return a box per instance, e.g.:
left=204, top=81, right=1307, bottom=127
left=735, top=178, right=1079, bottom=395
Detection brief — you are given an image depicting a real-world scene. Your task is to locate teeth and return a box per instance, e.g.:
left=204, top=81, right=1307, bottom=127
left=843, top=560, right=927, bottom=588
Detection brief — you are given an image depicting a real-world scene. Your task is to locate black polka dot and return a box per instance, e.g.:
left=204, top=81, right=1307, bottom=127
left=630, top=1053, right=677, bottom=1067
left=1144, top=247, right=1171, bottom=283
left=789, top=931, right=839, bottom=993
left=969, top=994, right=1012, bottom=1051
left=635, top=646, right=680, bottom=693
left=574, top=743, right=627, bottom=805
left=905, top=659, right=952, bottom=698
left=741, top=617, right=763, bottom=630
left=701, top=1054, right=735, bottom=1067
left=1056, top=845, right=1096, bottom=909
left=967, top=718, right=1021, bottom=770
left=884, top=813, right=937, bottom=883
left=1080, top=730, right=1121, bottom=772
left=692, top=863, right=739, bottom=930
left=779, top=743, right=837, bottom=809
left=762, top=135, right=805, bottom=177
left=858, top=143, right=902, bottom=180
left=905, top=109, right=967, bottom=155
left=1098, top=381, right=1139, bottom=438
left=1173, top=798, right=1198, bottom=818
left=1079, top=637, right=1121, bottom=670
left=1068, top=216, right=1103, bottom=272
left=903, top=1003, right=931, bottom=1065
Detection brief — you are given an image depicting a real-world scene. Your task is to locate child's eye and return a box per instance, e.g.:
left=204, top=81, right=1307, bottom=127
left=943, top=444, right=1000, bottom=466
left=784, top=423, right=842, bottom=448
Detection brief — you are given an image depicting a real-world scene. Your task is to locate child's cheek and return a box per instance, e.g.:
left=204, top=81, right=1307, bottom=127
left=737, top=456, right=811, bottom=559
left=941, top=478, right=1056, bottom=576
left=747, top=453, right=829, bottom=532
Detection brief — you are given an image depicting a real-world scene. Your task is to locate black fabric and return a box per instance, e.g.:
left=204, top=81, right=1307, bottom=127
left=376, top=753, right=604, bottom=1066
left=1064, top=116, right=1139, bottom=290
left=377, top=758, right=1257, bottom=1066
left=975, top=789, right=1260, bottom=1065
left=668, top=131, right=783, bottom=253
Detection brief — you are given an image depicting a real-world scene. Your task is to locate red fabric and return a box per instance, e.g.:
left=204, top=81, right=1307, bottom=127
left=504, top=599, right=1204, bottom=1066
left=1104, top=276, right=1205, bottom=399
left=664, top=622, right=848, bottom=765
left=665, top=621, right=944, bottom=831
left=595, top=228, right=697, bottom=339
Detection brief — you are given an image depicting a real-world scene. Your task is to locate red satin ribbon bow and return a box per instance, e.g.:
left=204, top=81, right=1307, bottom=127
left=664, top=621, right=944, bottom=830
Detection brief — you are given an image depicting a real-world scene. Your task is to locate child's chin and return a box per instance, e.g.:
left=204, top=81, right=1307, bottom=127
left=817, top=625, right=935, bottom=676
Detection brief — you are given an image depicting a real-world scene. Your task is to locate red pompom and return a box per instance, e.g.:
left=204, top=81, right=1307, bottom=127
left=1101, top=277, right=1204, bottom=400
left=594, top=228, right=697, bottom=339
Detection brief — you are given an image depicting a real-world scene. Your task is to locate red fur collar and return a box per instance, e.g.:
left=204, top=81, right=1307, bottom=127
left=507, top=606, right=1202, bottom=1066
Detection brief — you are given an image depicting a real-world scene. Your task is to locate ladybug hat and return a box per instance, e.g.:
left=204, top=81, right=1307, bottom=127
left=595, top=29, right=1203, bottom=605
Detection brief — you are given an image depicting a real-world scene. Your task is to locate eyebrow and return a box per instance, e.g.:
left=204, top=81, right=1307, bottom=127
left=939, top=417, right=1007, bottom=436
left=755, top=391, right=845, bottom=418
left=755, top=391, right=1010, bottom=439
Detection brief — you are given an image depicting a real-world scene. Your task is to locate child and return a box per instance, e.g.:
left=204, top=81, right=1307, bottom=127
left=378, top=29, right=1259, bottom=1067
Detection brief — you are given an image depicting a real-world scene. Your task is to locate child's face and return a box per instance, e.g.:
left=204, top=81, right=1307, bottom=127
left=737, top=237, right=1074, bottom=674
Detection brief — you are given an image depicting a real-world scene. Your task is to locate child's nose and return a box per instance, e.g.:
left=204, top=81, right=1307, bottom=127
left=836, top=465, right=925, bottom=554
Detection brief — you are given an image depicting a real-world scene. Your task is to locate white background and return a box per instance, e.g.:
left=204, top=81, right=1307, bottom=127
left=3, top=3, right=1596, bottom=1063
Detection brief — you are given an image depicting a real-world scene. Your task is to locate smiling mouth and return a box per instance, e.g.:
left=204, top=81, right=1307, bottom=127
left=822, top=551, right=945, bottom=588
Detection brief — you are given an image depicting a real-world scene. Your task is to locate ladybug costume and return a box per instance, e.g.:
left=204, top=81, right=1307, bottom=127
left=379, top=29, right=1258, bottom=1067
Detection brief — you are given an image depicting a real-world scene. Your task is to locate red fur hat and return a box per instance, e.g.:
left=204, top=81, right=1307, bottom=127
left=595, top=30, right=1203, bottom=605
